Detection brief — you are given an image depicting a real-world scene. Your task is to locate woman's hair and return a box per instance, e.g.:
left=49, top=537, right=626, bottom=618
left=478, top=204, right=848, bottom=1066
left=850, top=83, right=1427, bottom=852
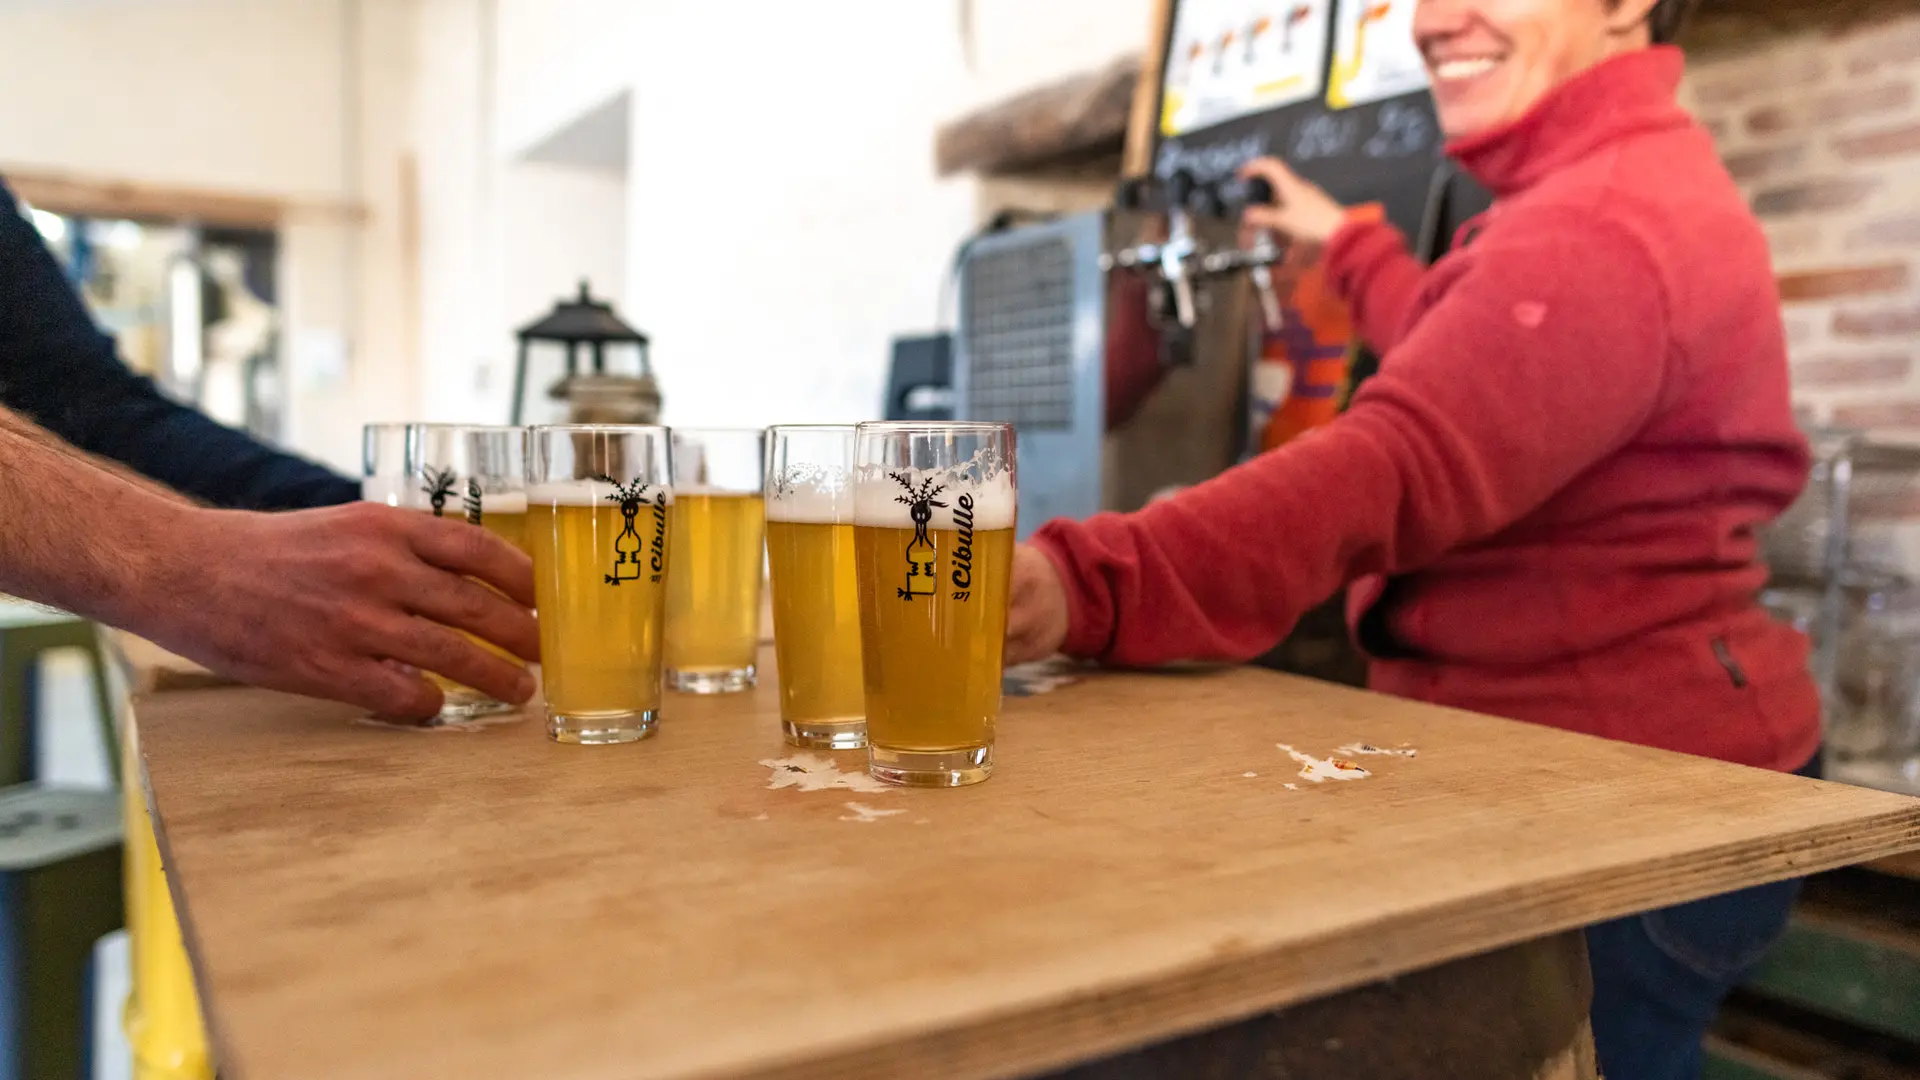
left=1647, top=0, right=1701, bottom=43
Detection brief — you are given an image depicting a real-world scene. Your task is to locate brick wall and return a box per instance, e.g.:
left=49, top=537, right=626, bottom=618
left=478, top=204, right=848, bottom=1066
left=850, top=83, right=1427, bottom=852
left=1681, top=13, right=1920, bottom=432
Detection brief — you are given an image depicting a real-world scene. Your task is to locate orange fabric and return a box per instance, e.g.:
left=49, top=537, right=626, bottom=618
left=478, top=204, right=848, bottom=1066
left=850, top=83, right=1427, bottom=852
left=1254, top=204, right=1381, bottom=452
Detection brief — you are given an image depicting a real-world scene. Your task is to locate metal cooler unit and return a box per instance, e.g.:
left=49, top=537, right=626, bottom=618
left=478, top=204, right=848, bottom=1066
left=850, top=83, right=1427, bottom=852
left=951, top=212, right=1108, bottom=541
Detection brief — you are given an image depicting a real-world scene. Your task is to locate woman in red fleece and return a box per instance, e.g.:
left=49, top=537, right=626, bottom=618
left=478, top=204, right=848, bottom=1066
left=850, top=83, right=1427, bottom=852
left=1007, top=0, right=1813, bottom=1076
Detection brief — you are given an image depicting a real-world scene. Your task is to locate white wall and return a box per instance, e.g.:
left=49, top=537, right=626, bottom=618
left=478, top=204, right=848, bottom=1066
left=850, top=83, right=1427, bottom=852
left=0, top=0, right=1156, bottom=466
left=0, top=0, right=418, bottom=473
left=493, top=0, right=643, bottom=163
left=0, top=0, right=345, bottom=196
left=500, top=163, right=629, bottom=425
left=415, top=0, right=1152, bottom=429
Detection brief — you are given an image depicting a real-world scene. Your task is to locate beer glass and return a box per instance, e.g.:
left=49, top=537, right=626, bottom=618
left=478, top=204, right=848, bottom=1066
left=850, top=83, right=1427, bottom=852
left=402, top=424, right=533, bottom=720
left=765, top=425, right=864, bottom=749
left=361, top=424, right=523, bottom=722
left=664, top=428, right=767, bottom=694
left=421, top=425, right=532, bottom=555
left=527, top=425, right=673, bottom=743
left=852, top=422, right=1016, bottom=787
left=361, top=423, right=409, bottom=507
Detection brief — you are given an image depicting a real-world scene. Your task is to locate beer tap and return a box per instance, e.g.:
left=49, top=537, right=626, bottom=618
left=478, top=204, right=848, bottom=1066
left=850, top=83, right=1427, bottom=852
left=1194, top=175, right=1287, bottom=331
left=1103, top=172, right=1288, bottom=334
left=1158, top=171, right=1201, bottom=330
left=1105, top=171, right=1202, bottom=330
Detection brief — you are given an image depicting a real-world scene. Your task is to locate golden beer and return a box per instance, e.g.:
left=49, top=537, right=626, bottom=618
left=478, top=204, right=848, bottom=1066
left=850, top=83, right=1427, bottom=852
left=854, top=523, right=1014, bottom=757
left=664, top=491, right=765, bottom=692
left=481, top=500, right=530, bottom=556
left=852, top=421, right=1016, bottom=786
left=766, top=517, right=865, bottom=746
left=529, top=486, right=672, bottom=741
left=418, top=491, right=530, bottom=709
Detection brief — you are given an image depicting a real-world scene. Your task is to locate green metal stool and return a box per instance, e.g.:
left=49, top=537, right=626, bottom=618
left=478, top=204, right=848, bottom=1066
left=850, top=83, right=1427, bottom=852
left=0, top=603, right=124, bottom=1080
left=0, top=604, right=119, bottom=788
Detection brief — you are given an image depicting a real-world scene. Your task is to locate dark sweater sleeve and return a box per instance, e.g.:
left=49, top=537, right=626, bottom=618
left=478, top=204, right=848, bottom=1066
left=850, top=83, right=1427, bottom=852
left=1028, top=208, right=1671, bottom=665
left=0, top=180, right=358, bottom=511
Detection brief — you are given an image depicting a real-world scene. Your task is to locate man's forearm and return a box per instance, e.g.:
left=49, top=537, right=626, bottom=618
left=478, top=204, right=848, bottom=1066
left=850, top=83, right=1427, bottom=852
left=0, top=403, right=194, bottom=627
left=0, top=406, right=195, bottom=507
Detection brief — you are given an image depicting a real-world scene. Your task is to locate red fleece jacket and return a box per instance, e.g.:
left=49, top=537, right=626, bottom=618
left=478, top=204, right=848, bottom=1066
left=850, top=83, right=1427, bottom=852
left=1031, top=48, right=1819, bottom=772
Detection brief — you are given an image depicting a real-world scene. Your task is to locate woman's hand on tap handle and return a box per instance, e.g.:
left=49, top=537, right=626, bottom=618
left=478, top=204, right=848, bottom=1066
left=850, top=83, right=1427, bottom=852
left=1235, top=157, right=1348, bottom=251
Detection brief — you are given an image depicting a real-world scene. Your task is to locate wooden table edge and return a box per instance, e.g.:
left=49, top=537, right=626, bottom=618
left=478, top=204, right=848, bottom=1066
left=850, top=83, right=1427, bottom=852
left=684, top=807, right=1920, bottom=1080
left=126, top=683, right=1920, bottom=1080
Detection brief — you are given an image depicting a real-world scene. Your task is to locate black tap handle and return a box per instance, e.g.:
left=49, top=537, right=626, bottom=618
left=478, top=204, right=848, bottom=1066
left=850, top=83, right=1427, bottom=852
left=1185, top=184, right=1227, bottom=220
left=1115, top=175, right=1157, bottom=213
left=1165, top=170, right=1198, bottom=212
left=1211, top=175, right=1277, bottom=216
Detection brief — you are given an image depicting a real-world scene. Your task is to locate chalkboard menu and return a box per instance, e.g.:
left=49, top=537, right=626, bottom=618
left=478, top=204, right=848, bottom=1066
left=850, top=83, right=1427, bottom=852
left=1151, top=0, right=1456, bottom=241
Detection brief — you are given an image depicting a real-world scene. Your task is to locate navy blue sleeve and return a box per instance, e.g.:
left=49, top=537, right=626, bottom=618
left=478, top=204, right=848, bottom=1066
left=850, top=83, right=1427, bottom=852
left=0, top=179, right=358, bottom=511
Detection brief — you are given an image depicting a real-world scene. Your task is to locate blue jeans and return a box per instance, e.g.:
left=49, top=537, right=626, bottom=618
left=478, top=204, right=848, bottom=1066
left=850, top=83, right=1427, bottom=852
left=1584, top=758, right=1816, bottom=1080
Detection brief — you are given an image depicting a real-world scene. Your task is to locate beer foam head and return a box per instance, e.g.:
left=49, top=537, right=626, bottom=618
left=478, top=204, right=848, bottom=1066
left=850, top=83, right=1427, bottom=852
left=482, top=491, right=528, bottom=514
left=674, top=482, right=760, bottom=498
left=767, top=464, right=854, bottom=524
left=853, top=465, right=1016, bottom=531
left=529, top=478, right=675, bottom=507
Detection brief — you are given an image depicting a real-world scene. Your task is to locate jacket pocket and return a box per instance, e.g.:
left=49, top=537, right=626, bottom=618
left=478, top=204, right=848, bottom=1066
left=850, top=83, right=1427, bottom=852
left=1711, top=636, right=1749, bottom=689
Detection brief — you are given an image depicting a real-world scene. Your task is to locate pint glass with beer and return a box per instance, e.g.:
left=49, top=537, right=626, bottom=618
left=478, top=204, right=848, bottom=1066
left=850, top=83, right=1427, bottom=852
left=363, top=423, right=532, bottom=722
left=664, top=429, right=767, bottom=694
left=852, top=422, right=1016, bottom=787
left=765, top=425, right=864, bottom=749
left=527, top=425, right=674, bottom=743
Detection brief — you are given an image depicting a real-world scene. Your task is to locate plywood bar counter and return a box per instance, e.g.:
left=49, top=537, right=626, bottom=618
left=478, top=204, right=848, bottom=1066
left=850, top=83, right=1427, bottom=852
left=127, top=646, right=1920, bottom=1079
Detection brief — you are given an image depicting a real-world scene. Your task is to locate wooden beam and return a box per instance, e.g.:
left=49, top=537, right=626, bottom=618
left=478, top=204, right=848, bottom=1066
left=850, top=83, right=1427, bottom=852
left=1124, top=0, right=1176, bottom=179
left=935, top=56, right=1139, bottom=178
left=1684, top=0, right=1918, bottom=51
left=1, top=165, right=366, bottom=229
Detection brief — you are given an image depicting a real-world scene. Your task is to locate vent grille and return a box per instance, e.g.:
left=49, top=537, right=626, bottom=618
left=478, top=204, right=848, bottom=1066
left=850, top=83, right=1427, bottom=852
left=960, top=237, right=1076, bottom=430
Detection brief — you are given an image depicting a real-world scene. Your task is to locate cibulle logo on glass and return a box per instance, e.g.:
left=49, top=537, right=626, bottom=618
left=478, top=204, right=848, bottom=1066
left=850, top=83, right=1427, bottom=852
left=422, top=466, right=458, bottom=518
left=599, top=475, right=667, bottom=586
left=889, top=471, right=975, bottom=603
left=422, top=465, right=485, bottom=526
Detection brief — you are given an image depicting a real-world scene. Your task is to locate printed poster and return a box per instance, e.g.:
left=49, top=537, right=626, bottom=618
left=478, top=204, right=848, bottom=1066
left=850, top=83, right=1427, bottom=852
left=1161, top=0, right=1334, bottom=138
left=1325, top=0, right=1428, bottom=109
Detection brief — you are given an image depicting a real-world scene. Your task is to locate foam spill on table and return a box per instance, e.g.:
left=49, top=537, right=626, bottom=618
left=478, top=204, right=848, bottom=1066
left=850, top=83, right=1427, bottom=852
left=760, top=753, right=893, bottom=794
left=839, top=802, right=907, bottom=823
left=1336, top=742, right=1419, bottom=758
left=1278, top=744, right=1373, bottom=783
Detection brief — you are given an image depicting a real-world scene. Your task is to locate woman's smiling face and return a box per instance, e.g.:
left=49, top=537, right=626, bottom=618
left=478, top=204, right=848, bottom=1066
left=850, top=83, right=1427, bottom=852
left=1415, top=0, right=1658, bottom=138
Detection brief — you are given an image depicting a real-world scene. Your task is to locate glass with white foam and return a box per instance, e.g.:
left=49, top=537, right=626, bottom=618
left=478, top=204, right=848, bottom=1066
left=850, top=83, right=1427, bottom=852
left=765, top=425, right=865, bottom=749
left=664, top=428, right=767, bottom=694
left=402, top=424, right=533, bottom=721
left=527, top=425, right=674, bottom=744
left=852, top=421, right=1017, bottom=787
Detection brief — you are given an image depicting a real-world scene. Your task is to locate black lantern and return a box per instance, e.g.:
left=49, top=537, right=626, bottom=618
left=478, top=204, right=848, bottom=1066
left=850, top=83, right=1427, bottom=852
left=511, top=280, right=661, bottom=425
